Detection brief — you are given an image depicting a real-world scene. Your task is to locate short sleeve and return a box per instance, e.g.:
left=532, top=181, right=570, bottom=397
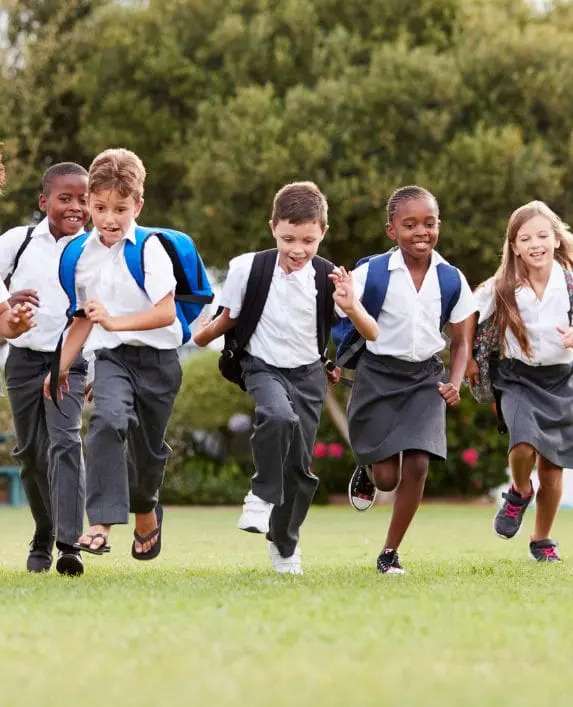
left=142, top=236, right=177, bottom=304
left=334, top=262, right=368, bottom=319
left=474, top=278, right=495, bottom=324
left=0, top=227, right=30, bottom=281
left=219, top=253, right=255, bottom=319
left=448, top=270, right=478, bottom=324
left=0, top=279, right=9, bottom=304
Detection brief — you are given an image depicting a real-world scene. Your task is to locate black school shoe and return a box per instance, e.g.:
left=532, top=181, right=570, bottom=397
left=26, top=530, right=54, bottom=573
left=348, top=465, right=377, bottom=511
left=376, top=549, right=405, bottom=575
left=56, top=545, right=84, bottom=577
left=493, top=484, right=534, bottom=539
left=529, top=539, right=561, bottom=563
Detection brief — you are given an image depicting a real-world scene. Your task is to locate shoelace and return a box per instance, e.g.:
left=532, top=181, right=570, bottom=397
left=504, top=502, right=522, bottom=519
left=540, top=546, right=559, bottom=559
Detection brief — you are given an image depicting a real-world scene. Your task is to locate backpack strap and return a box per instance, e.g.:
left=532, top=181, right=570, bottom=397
left=436, top=263, right=462, bottom=329
left=4, top=226, right=34, bottom=289
left=312, top=255, right=335, bottom=357
left=234, top=250, right=277, bottom=349
left=565, top=269, right=573, bottom=325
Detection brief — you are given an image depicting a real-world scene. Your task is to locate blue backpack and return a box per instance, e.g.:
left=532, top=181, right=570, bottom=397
left=332, top=252, right=462, bottom=370
left=59, top=226, right=214, bottom=344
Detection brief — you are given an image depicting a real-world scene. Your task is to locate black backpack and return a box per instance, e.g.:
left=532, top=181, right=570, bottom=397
left=218, top=249, right=335, bottom=390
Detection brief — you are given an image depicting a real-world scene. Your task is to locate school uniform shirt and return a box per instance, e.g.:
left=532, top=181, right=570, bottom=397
left=341, top=249, right=477, bottom=362
left=0, top=217, right=81, bottom=351
left=220, top=252, right=319, bottom=368
left=475, top=261, right=573, bottom=365
left=74, top=220, right=182, bottom=355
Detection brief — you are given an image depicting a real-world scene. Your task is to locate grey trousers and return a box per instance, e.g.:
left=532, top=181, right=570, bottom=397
left=5, top=345, right=87, bottom=547
left=85, top=345, right=182, bottom=525
left=241, top=354, right=326, bottom=558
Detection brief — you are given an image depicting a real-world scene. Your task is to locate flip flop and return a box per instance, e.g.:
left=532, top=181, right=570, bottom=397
left=131, top=503, right=163, bottom=561
left=73, top=533, right=111, bottom=556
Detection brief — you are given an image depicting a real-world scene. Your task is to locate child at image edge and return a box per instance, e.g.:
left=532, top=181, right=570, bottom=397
left=193, top=181, right=378, bottom=574
left=467, top=201, right=573, bottom=562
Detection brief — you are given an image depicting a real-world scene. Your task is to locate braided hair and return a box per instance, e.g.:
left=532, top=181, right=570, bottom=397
left=386, top=185, right=438, bottom=224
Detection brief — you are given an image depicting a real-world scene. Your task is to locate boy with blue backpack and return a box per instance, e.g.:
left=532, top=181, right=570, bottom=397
left=44, top=148, right=212, bottom=561
left=334, top=186, right=476, bottom=574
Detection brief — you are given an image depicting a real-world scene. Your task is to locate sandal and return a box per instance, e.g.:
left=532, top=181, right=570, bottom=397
left=131, top=503, right=163, bottom=561
left=73, top=533, right=111, bottom=556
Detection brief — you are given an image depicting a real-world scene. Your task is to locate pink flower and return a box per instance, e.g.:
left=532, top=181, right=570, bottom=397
left=313, top=442, right=328, bottom=458
left=461, top=448, right=479, bottom=467
left=327, top=442, right=345, bottom=459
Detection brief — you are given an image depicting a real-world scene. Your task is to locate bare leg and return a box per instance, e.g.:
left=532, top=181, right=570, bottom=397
left=370, top=454, right=401, bottom=492
left=532, top=454, right=563, bottom=541
left=383, top=451, right=429, bottom=551
left=508, top=443, right=536, bottom=496
left=77, top=524, right=111, bottom=551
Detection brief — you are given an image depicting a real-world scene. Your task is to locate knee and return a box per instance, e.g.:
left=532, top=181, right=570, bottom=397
left=89, top=407, right=128, bottom=438
left=258, top=406, right=298, bottom=431
left=403, top=452, right=429, bottom=482
left=510, top=443, right=536, bottom=464
left=371, top=463, right=399, bottom=492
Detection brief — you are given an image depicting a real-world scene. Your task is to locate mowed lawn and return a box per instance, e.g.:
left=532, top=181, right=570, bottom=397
left=0, top=503, right=572, bottom=707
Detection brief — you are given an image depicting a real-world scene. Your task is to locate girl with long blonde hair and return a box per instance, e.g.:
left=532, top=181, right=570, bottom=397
left=468, top=200, right=573, bottom=562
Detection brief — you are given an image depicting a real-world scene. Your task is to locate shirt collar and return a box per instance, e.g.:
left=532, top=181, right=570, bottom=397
left=388, top=247, right=444, bottom=271
left=32, top=216, right=85, bottom=240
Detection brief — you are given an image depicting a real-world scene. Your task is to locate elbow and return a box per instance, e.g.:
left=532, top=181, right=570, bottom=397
left=365, top=323, right=380, bottom=342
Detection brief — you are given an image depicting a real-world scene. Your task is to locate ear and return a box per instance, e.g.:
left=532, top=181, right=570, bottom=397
left=386, top=221, right=397, bottom=242
left=269, top=219, right=278, bottom=242
left=134, top=198, right=144, bottom=219
left=511, top=242, right=520, bottom=257
left=38, top=193, right=47, bottom=213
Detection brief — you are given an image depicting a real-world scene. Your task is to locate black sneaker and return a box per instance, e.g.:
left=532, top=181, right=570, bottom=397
left=26, top=530, right=54, bottom=573
left=529, top=538, right=561, bottom=562
left=56, top=546, right=84, bottom=577
left=376, top=549, right=405, bottom=575
left=348, top=465, right=377, bottom=511
left=494, top=484, right=533, bottom=539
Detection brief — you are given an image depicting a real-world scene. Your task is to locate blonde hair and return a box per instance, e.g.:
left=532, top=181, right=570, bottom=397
left=494, top=200, right=573, bottom=357
left=88, top=148, right=146, bottom=201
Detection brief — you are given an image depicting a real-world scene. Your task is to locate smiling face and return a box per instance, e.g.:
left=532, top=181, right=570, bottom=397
left=386, top=196, right=440, bottom=264
left=39, top=174, right=89, bottom=239
left=511, top=214, right=559, bottom=274
left=89, top=189, right=144, bottom=247
left=271, top=219, right=326, bottom=273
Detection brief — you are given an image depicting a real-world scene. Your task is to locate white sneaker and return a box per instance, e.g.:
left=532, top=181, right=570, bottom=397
left=237, top=491, right=273, bottom=534
left=267, top=542, right=303, bottom=575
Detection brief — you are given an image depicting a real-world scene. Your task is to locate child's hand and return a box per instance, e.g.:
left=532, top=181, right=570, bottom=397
left=9, top=289, right=40, bottom=308
left=325, top=364, right=341, bottom=386
left=7, top=303, right=35, bottom=336
left=465, top=358, right=479, bottom=386
left=329, top=266, right=357, bottom=313
left=192, top=314, right=212, bottom=348
left=557, top=325, right=573, bottom=349
left=85, top=382, right=93, bottom=403
left=43, top=370, right=69, bottom=401
left=438, top=382, right=461, bottom=407
left=85, top=300, right=114, bottom=331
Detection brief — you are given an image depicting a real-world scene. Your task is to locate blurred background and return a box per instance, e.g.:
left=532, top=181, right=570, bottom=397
left=2, top=0, right=571, bottom=505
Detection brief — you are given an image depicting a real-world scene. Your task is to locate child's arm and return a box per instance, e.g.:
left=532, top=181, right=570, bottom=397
left=464, top=312, right=479, bottom=385
left=0, top=302, right=35, bottom=338
left=330, top=266, right=379, bottom=341
left=439, top=317, right=472, bottom=406
left=43, top=317, right=93, bottom=400
left=193, top=307, right=236, bottom=347
left=84, top=293, right=176, bottom=332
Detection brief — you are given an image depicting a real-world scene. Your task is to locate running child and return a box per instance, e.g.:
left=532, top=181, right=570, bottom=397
left=45, top=148, right=183, bottom=562
left=0, top=162, right=89, bottom=575
left=344, top=185, right=477, bottom=574
left=193, top=181, right=379, bottom=574
left=467, top=200, right=573, bottom=562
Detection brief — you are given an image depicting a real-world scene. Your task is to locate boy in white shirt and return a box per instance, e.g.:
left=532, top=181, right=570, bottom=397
left=45, top=148, right=182, bottom=562
left=194, top=182, right=378, bottom=574
left=0, top=162, right=89, bottom=576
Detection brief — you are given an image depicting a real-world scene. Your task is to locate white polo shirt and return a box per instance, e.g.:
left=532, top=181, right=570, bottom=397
left=340, top=249, right=477, bottom=362
left=74, top=220, right=182, bottom=355
left=219, top=252, right=319, bottom=368
left=476, top=261, right=573, bottom=365
left=0, top=217, right=82, bottom=351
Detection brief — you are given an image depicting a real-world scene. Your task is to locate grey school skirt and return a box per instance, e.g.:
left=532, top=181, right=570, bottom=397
left=347, top=352, right=447, bottom=464
left=495, top=358, right=573, bottom=468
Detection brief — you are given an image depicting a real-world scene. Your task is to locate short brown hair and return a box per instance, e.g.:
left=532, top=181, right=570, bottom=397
left=88, top=148, right=146, bottom=200
left=271, top=181, right=328, bottom=229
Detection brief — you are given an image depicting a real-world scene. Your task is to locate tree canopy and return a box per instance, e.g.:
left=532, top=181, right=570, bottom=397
left=2, top=0, right=573, bottom=285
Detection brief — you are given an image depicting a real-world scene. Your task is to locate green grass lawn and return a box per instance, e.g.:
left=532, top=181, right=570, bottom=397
left=0, top=503, right=572, bottom=707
